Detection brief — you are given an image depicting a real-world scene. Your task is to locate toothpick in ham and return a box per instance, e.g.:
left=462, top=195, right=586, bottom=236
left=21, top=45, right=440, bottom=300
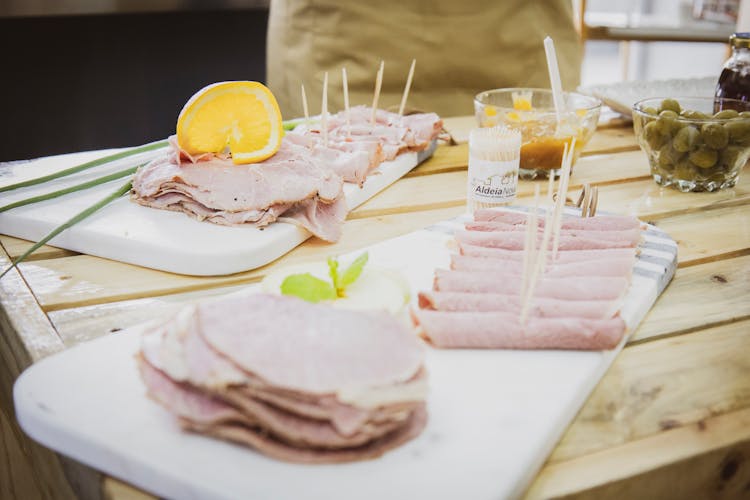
left=398, top=59, right=416, bottom=116
left=371, top=60, right=384, bottom=125
left=342, top=67, right=351, bottom=138
left=321, top=72, right=329, bottom=148
left=301, top=83, right=310, bottom=122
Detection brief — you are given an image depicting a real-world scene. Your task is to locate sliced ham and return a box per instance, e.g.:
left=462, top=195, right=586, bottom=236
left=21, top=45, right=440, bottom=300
left=131, top=138, right=346, bottom=241
left=182, top=405, right=428, bottom=465
left=450, top=254, right=634, bottom=278
left=458, top=243, right=638, bottom=262
left=412, top=309, right=626, bottom=350
left=473, top=209, right=643, bottom=231
left=138, top=294, right=428, bottom=463
left=455, top=229, right=639, bottom=250
left=139, top=354, right=413, bottom=450
left=418, top=291, right=620, bottom=319
left=289, top=106, right=442, bottom=162
left=434, top=269, right=629, bottom=301
left=198, top=294, right=424, bottom=395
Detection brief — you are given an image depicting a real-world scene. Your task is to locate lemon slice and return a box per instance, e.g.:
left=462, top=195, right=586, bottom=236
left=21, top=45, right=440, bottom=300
left=176, top=81, right=283, bottom=164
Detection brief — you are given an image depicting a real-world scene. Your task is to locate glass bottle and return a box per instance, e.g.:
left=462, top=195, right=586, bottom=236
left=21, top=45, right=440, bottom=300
left=715, top=32, right=750, bottom=110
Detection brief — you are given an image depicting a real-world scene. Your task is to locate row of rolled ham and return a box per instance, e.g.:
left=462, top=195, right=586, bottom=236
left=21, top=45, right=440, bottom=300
left=412, top=209, right=645, bottom=350
left=131, top=106, right=442, bottom=242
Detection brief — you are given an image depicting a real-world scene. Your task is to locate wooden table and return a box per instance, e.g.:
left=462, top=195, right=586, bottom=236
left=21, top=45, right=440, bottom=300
left=2, top=119, right=750, bottom=499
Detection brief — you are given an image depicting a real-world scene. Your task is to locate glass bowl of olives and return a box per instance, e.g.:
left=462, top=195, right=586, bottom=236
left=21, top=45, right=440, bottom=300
left=633, top=97, right=750, bottom=192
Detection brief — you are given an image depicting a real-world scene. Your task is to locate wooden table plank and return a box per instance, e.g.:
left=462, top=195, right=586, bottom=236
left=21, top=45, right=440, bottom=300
left=581, top=165, right=750, bottom=222
left=49, top=285, right=250, bottom=347
left=18, top=183, right=750, bottom=311
left=526, top=405, right=750, bottom=499
left=631, top=254, right=750, bottom=343
left=1, top=236, right=77, bottom=261
left=356, top=150, right=651, bottom=219
left=45, top=252, right=746, bottom=351
left=548, top=319, right=750, bottom=464
left=0, top=246, right=84, bottom=500
left=19, top=206, right=466, bottom=311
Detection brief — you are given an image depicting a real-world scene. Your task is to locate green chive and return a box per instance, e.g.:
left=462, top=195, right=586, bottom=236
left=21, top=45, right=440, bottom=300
left=0, top=180, right=133, bottom=279
left=0, top=165, right=141, bottom=213
left=0, top=139, right=167, bottom=193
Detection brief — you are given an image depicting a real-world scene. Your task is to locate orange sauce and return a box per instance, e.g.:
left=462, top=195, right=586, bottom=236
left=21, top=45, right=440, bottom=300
left=520, top=136, right=574, bottom=170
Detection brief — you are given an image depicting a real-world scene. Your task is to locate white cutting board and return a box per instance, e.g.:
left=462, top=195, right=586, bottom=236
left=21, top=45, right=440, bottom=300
left=14, top=208, right=677, bottom=500
left=0, top=142, right=435, bottom=275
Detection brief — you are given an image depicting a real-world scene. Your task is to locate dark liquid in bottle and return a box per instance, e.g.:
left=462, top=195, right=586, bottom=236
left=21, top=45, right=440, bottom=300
left=715, top=66, right=750, bottom=112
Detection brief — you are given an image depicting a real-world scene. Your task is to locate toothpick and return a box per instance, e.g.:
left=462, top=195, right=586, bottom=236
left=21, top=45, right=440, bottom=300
left=321, top=72, right=329, bottom=148
left=371, top=60, right=384, bottom=125
left=342, top=67, right=351, bottom=138
left=398, top=59, right=416, bottom=116
left=521, top=205, right=554, bottom=325
left=547, top=171, right=555, bottom=203
left=301, top=84, right=309, bottom=122
left=520, top=185, right=540, bottom=323
left=551, top=138, right=576, bottom=260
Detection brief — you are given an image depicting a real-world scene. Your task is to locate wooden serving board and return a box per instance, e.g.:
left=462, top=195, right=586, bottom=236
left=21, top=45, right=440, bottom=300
left=13, top=207, right=677, bottom=500
left=0, top=142, right=436, bottom=276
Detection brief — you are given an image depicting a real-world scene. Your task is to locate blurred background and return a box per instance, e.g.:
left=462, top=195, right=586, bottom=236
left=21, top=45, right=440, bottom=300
left=0, top=0, right=740, bottom=160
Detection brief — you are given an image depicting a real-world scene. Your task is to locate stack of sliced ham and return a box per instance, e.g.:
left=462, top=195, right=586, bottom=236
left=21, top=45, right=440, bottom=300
left=413, top=209, right=645, bottom=350
left=131, top=107, right=442, bottom=241
left=137, top=294, right=428, bottom=463
left=289, top=105, right=443, bottom=164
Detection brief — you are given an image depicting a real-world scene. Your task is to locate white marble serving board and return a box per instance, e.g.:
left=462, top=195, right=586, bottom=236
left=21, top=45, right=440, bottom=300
left=14, top=208, right=677, bottom=500
left=0, top=142, right=435, bottom=276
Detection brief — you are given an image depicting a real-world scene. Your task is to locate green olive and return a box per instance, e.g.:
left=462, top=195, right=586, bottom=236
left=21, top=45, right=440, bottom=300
left=700, top=122, right=729, bottom=149
left=643, top=106, right=659, bottom=117
left=689, top=147, right=718, bottom=169
left=657, top=143, right=682, bottom=169
left=643, top=120, right=666, bottom=149
left=681, top=110, right=709, bottom=120
left=713, top=109, right=740, bottom=119
left=673, top=159, right=697, bottom=180
left=656, top=110, right=680, bottom=135
left=724, top=118, right=750, bottom=145
left=660, top=98, right=681, bottom=114
left=739, top=111, right=750, bottom=118
left=673, top=126, right=700, bottom=152
left=720, top=145, right=746, bottom=168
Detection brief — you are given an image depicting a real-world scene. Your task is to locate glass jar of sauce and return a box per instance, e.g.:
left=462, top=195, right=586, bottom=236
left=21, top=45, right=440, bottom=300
left=716, top=32, right=750, bottom=110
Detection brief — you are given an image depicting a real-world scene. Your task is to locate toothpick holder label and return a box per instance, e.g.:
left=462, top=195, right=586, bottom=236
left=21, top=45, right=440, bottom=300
left=467, top=157, right=519, bottom=205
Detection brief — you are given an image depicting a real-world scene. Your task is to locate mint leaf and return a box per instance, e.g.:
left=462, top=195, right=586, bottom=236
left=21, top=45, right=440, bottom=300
left=280, top=273, right=337, bottom=303
left=328, top=256, right=343, bottom=297
left=341, top=252, right=369, bottom=288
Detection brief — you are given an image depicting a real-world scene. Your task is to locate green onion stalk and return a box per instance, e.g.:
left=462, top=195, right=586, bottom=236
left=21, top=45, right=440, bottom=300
left=0, top=139, right=167, bottom=193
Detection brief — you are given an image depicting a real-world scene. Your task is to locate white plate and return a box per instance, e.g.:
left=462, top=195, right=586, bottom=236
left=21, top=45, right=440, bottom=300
left=579, top=76, right=717, bottom=117
left=14, top=208, right=678, bottom=500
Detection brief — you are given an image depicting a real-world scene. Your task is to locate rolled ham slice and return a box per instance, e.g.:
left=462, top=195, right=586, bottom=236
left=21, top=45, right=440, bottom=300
left=450, top=254, right=634, bottom=278
left=418, top=291, right=621, bottom=319
left=459, top=243, right=638, bottom=262
left=473, top=209, right=643, bottom=231
left=455, top=229, right=640, bottom=250
left=434, top=269, right=629, bottom=301
left=412, top=309, right=626, bottom=350
left=465, top=221, right=643, bottom=244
